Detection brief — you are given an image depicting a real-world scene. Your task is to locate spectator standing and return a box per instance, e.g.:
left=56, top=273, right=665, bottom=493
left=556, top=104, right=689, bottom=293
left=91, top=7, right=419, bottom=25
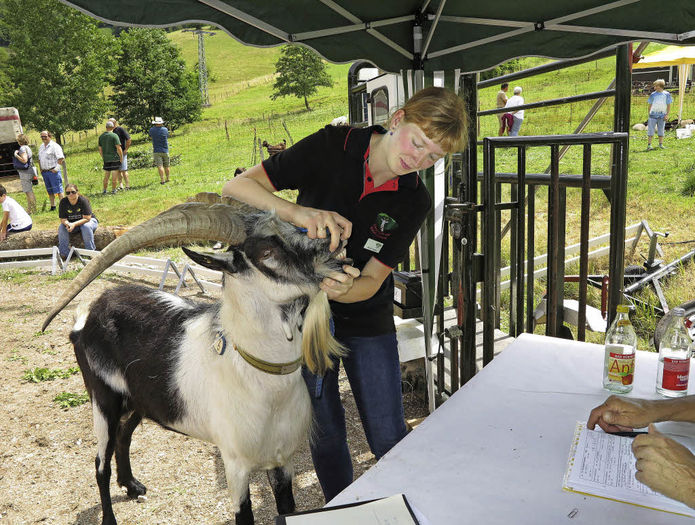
left=505, top=86, right=525, bottom=137
left=58, top=184, right=98, bottom=258
left=496, top=83, right=509, bottom=136
left=647, top=78, right=672, bottom=151
left=149, top=116, right=170, bottom=184
left=0, top=184, right=32, bottom=241
left=13, top=133, right=37, bottom=214
left=98, top=121, right=123, bottom=195
left=37, top=130, right=65, bottom=211
left=109, top=118, right=132, bottom=190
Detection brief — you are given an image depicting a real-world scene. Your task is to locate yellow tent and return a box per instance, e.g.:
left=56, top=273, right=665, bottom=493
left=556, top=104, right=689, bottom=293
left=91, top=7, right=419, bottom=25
left=633, top=45, right=695, bottom=122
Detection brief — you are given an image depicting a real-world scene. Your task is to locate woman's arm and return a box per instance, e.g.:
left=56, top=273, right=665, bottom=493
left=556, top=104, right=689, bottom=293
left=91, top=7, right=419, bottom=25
left=325, top=257, right=391, bottom=303
left=222, top=164, right=351, bottom=251
left=14, top=149, right=28, bottom=163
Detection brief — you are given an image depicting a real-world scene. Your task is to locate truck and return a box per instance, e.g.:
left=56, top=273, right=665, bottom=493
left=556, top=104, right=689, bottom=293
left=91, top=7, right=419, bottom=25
left=0, top=107, right=23, bottom=177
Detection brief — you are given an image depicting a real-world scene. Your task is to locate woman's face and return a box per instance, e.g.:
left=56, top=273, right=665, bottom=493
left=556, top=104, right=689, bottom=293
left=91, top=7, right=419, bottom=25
left=66, top=188, right=79, bottom=204
left=388, top=110, right=446, bottom=175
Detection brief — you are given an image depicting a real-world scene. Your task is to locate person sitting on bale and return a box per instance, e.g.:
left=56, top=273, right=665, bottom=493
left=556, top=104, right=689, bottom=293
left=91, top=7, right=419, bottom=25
left=0, top=184, right=32, bottom=241
left=58, top=184, right=98, bottom=258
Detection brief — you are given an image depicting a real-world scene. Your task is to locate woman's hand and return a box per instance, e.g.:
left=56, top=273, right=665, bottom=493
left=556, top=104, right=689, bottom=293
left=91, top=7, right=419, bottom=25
left=587, top=395, right=658, bottom=433
left=291, top=206, right=352, bottom=252
left=320, top=265, right=360, bottom=300
left=633, top=424, right=695, bottom=508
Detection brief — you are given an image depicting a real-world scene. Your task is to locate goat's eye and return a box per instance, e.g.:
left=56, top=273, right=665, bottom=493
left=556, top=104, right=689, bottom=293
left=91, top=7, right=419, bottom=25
left=260, top=249, right=273, bottom=260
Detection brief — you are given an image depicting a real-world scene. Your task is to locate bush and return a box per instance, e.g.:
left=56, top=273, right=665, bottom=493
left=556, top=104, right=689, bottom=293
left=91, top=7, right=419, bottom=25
left=126, top=150, right=182, bottom=170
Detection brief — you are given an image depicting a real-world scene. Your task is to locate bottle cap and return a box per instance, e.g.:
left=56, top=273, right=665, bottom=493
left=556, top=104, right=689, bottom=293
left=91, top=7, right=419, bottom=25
left=673, top=307, right=686, bottom=317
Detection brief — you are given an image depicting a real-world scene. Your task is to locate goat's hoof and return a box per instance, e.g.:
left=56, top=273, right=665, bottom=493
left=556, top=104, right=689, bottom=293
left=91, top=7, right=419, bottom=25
left=101, top=514, right=117, bottom=525
left=119, top=478, right=147, bottom=498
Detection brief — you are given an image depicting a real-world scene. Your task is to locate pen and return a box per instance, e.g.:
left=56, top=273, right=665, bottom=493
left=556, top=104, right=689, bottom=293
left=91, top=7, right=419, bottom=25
left=609, top=431, right=648, bottom=438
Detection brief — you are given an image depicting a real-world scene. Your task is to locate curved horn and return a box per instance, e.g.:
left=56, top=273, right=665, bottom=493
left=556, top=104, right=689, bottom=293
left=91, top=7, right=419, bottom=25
left=42, top=199, right=256, bottom=331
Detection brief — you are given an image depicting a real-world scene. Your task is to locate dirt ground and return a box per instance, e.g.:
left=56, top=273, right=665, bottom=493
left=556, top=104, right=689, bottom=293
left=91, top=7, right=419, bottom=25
left=0, top=268, right=428, bottom=525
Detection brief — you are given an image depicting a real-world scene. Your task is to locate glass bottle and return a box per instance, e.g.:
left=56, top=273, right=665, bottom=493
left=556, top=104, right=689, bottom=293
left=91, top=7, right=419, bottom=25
left=656, top=308, right=693, bottom=397
left=603, top=304, right=637, bottom=393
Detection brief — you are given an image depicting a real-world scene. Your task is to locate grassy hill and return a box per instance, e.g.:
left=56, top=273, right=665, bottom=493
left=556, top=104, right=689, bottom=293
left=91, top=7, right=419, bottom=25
left=6, top=32, right=694, bottom=346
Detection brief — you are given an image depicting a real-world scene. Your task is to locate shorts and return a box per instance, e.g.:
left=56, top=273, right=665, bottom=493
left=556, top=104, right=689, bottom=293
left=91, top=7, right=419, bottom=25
left=42, top=170, right=64, bottom=195
left=103, top=160, right=121, bottom=171
left=647, top=115, right=666, bottom=137
left=19, top=167, right=35, bottom=193
left=120, top=154, right=128, bottom=171
left=153, top=151, right=170, bottom=168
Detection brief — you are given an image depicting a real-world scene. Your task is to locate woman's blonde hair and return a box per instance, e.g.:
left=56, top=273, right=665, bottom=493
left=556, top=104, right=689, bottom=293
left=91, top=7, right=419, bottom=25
left=17, top=134, right=29, bottom=146
left=391, top=86, right=468, bottom=153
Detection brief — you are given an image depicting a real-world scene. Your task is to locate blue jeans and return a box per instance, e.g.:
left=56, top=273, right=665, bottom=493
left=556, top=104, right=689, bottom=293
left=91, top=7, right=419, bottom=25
left=58, top=218, right=98, bottom=257
left=302, top=332, right=406, bottom=502
left=509, top=116, right=523, bottom=136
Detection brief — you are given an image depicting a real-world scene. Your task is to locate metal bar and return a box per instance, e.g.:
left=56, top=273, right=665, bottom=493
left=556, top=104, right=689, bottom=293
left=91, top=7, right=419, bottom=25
left=652, top=278, right=669, bottom=315
left=478, top=90, right=615, bottom=116
left=485, top=132, right=628, bottom=146
left=545, top=23, right=678, bottom=42
left=460, top=73, right=478, bottom=384
left=577, top=144, right=592, bottom=341
left=429, top=0, right=638, bottom=59
left=293, top=15, right=414, bottom=41
left=197, top=0, right=290, bottom=41
left=546, top=144, right=561, bottom=337
left=421, top=0, right=446, bottom=58
left=624, top=250, right=695, bottom=294
left=607, top=45, right=631, bottom=326
left=495, top=178, right=502, bottom=328
left=477, top=172, right=612, bottom=188
left=526, top=185, right=536, bottom=333
left=509, top=174, right=519, bottom=336
left=477, top=49, right=616, bottom=88
left=515, top=147, right=526, bottom=335
left=482, top=138, right=496, bottom=365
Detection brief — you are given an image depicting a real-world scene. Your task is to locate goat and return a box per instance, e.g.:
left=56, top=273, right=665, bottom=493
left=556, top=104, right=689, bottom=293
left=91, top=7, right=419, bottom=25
left=261, top=139, right=287, bottom=156
left=41, top=200, right=349, bottom=525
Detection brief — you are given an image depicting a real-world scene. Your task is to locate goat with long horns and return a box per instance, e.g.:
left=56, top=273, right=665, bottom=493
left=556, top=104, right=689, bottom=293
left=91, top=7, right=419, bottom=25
left=42, top=198, right=350, bottom=525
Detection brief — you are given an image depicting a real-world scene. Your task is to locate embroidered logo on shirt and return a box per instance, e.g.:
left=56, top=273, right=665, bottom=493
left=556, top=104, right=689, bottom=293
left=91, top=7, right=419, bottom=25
left=369, top=212, right=398, bottom=240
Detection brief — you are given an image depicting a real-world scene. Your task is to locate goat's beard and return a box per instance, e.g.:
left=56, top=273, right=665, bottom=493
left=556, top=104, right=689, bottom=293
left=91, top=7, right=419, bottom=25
left=302, top=291, right=344, bottom=375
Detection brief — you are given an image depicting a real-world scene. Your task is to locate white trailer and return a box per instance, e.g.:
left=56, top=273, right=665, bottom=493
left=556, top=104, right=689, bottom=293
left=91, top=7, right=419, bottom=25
left=0, top=107, right=23, bottom=177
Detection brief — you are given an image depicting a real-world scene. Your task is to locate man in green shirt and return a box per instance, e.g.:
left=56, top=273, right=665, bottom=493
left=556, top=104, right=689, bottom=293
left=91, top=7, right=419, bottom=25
left=98, top=121, right=123, bottom=195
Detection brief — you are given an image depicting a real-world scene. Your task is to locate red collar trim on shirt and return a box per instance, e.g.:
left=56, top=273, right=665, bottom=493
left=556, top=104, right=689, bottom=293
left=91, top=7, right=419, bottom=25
left=359, top=144, right=399, bottom=201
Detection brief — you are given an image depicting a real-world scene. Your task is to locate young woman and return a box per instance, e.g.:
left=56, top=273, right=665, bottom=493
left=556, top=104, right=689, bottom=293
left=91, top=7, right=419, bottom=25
left=222, top=86, right=468, bottom=501
left=57, top=184, right=98, bottom=258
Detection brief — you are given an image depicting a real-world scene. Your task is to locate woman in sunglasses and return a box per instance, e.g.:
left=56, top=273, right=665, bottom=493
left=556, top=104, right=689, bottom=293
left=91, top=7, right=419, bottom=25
left=57, top=184, right=98, bottom=259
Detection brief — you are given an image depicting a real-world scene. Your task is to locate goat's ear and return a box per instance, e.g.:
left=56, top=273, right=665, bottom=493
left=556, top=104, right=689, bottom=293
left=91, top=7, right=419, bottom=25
left=182, top=246, right=246, bottom=274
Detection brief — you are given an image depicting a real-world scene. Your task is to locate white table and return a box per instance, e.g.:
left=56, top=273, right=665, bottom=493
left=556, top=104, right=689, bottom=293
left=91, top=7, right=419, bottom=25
left=331, top=333, right=695, bottom=524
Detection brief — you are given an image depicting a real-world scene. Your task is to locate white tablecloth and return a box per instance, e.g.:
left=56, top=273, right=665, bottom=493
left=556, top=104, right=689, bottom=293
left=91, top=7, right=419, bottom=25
left=331, top=333, right=695, bottom=524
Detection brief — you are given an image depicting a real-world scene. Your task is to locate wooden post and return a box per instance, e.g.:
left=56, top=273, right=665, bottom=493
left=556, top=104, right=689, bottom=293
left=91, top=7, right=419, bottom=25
left=224, top=120, right=230, bottom=141
left=282, top=120, right=294, bottom=145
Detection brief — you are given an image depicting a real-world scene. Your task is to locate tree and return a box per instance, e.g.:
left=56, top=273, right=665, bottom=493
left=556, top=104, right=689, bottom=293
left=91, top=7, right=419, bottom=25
left=0, top=0, right=116, bottom=143
left=110, top=28, right=201, bottom=135
left=271, top=45, right=333, bottom=110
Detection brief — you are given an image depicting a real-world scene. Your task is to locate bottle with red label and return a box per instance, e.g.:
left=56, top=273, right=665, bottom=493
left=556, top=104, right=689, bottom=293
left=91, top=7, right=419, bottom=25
left=656, top=308, right=694, bottom=397
left=603, top=304, right=637, bottom=393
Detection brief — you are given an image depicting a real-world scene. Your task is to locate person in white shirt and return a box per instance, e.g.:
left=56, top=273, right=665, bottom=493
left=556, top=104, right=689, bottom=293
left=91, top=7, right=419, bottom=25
left=0, top=184, right=32, bottom=241
left=37, top=130, right=65, bottom=211
left=504, top=86, right=525, bottom=137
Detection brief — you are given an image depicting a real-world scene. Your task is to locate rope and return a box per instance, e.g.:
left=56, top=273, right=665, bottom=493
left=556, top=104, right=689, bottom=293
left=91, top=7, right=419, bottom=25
left=660, top=239, right=695, bottom=246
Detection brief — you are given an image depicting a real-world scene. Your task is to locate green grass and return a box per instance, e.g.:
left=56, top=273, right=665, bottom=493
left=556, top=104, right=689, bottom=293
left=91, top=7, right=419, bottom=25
left=53, top=391, right=90, bottom=409
left=22, top=366, right=80, bottom=383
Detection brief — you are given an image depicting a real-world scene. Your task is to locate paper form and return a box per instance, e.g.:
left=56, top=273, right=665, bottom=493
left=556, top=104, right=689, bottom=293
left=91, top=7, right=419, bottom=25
left=564, top=422, right=695, bottom=517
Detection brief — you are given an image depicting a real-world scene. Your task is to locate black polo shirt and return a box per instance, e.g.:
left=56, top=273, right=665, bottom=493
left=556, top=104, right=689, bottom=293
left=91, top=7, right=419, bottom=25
left=262, top=125, right=431, bottom=338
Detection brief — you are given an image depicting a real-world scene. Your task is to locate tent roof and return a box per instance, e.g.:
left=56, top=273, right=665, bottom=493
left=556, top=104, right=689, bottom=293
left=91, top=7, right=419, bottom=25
left=633, top=45, right=695, bottom=68
left=60, top=0, right=695, bottom=73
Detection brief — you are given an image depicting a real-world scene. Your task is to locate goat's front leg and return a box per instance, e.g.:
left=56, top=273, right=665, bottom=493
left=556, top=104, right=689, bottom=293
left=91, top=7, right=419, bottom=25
left=220, top=453, right=253, bottom=525
left=267, top=466, right=295, bottom=516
